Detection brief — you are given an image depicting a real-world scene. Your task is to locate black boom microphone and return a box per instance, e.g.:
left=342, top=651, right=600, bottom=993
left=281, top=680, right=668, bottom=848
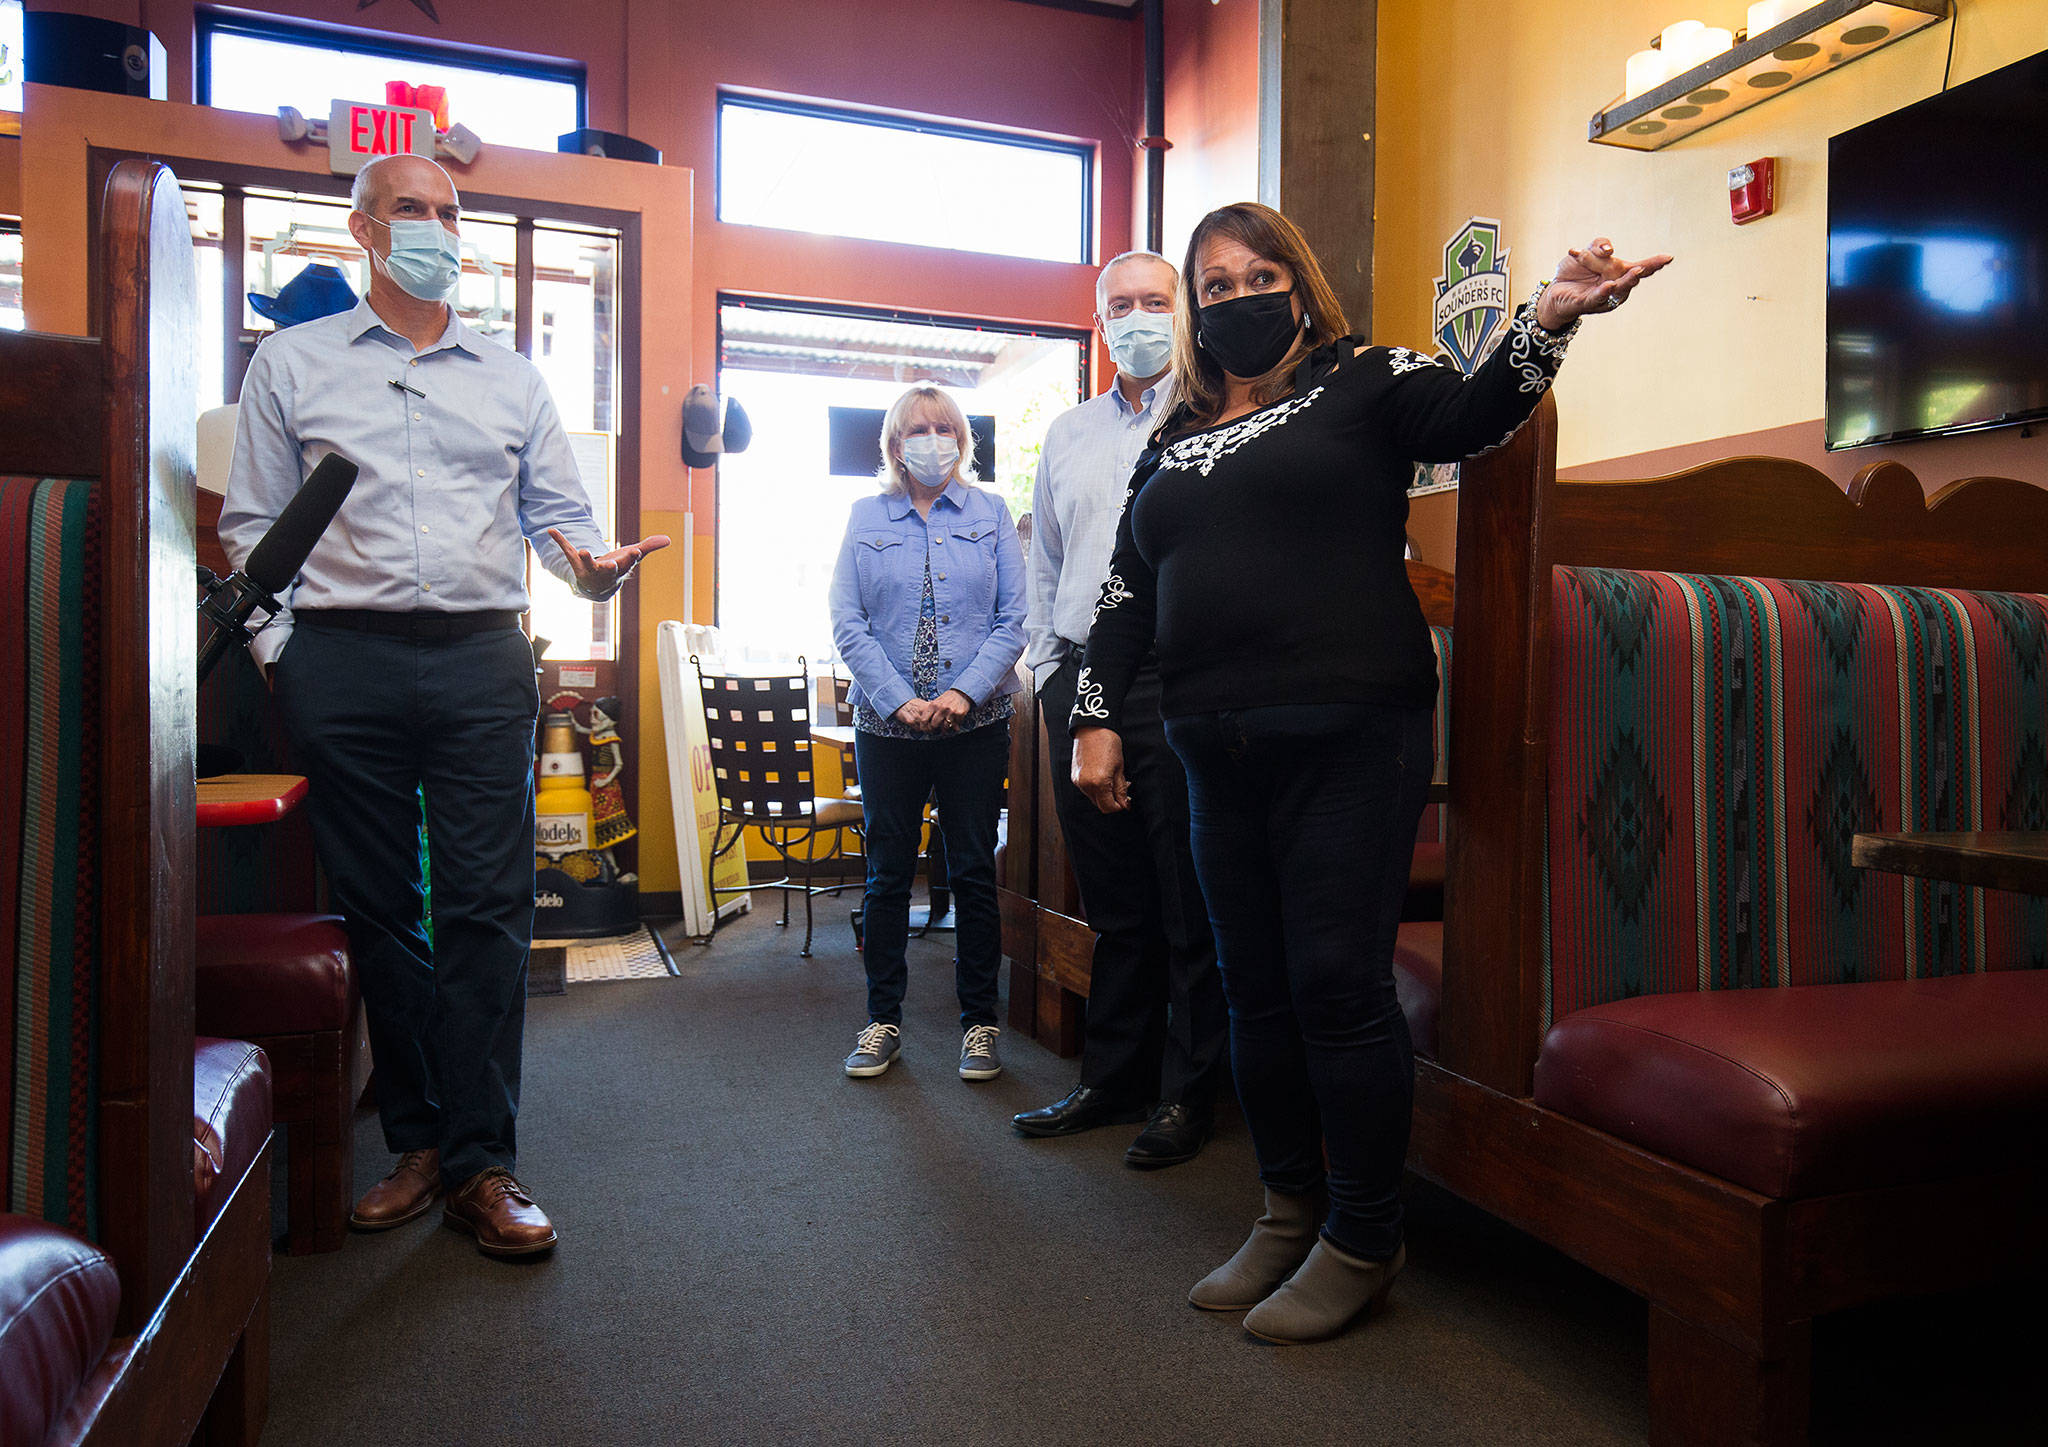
left=197, top=452, right=360, bottom=685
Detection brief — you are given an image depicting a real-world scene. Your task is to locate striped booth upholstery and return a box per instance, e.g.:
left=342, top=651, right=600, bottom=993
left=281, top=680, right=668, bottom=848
left=1544, top=567, right=2047, bottom=1022
left=1, top=476, right=104, bottom=1238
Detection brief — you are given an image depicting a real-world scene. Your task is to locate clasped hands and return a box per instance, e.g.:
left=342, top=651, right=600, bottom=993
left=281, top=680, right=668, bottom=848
left=894, top=689, right=976, bottom=734
left=546, top=527, right=673, bottom=600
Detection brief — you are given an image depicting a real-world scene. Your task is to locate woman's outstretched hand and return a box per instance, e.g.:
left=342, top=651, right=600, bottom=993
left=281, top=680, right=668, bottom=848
left=1072, top=726, right=1131, bottom=814
left=1537, top=238, right=1673, bottom=330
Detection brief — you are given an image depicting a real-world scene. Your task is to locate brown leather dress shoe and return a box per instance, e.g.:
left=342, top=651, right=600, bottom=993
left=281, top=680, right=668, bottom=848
left=349, top=1148, right=441, bottom=1230
left=443, top=1168, right=558, bottom=1258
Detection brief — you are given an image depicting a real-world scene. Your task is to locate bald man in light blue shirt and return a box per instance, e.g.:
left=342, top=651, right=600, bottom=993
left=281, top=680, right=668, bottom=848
left=223, top=154, right=666, bottom=1258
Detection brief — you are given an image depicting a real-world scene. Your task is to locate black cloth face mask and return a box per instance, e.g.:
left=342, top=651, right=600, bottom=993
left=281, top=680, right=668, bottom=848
left=1197, top=289, right=1305, bottom=378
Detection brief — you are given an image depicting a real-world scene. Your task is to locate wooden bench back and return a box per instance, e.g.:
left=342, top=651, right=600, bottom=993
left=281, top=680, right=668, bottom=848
left=0, top=159, right=200, bottom=1327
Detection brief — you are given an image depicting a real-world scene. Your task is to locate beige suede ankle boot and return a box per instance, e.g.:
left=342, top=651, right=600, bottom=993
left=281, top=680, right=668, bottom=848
left=1242, top=1238, right=1406, bottom=1344
left=1187, top=1186, right=1327, bottom=1311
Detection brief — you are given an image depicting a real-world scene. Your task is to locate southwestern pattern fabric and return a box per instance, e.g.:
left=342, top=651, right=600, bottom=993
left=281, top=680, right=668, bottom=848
left=2, top=476, right=102, bottom=1236
left=1546, top=566, right=2048, bottom=1025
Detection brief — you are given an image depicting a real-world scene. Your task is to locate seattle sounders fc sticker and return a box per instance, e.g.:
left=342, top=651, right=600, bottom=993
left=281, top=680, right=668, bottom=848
left=1433, top=217, right=1509, bottom=374
left=1411, top=217, right=1510, bottom=498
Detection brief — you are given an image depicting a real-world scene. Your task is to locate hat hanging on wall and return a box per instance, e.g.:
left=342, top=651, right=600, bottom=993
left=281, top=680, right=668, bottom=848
left=249, top=262, right=359, bottom=328
left=681, top=383, right=753, bottom=469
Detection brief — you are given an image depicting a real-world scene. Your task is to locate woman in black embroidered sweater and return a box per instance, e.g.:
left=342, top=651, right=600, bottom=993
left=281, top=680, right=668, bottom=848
left=1071, top=203, right=1667, bottom=1345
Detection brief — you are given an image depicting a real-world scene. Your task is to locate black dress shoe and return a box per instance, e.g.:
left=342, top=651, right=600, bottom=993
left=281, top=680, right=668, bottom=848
left=1012, top=1085, right=1150, bottom=1138
left=1125, top=1101, right=1212, bottom=1169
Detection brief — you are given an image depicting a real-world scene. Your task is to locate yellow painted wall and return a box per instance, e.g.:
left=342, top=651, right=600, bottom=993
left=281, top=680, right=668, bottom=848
left=1374, top=0, right=2048, bottom=472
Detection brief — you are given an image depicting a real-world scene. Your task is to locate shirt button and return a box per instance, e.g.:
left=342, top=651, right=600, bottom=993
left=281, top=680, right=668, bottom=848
left=422, top=582, right=432, bottom=591
left=410, top=359, right=419, bottom=367
left=940, top=614, right=950, bottom=623
left=421, top=525, right=430, bottom=533
left=938, top=573, right=947, bottom=581
left=413, top=412, right=423, bottom=421
left=943, top=659, right=951, bottom=668
left=417, top=468, right=426, bottom=477
left=933, top=535, right=945, bottom=545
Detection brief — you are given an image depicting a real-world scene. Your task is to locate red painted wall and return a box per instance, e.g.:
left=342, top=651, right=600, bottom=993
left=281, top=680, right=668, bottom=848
left=1160, top=0, right=1260, bottom=263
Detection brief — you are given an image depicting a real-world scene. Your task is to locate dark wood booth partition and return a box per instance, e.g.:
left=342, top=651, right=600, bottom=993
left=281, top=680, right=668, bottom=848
left=1419, top=393, right=2048, bottom=1446
left=0, top=160, right=271, bottom=1445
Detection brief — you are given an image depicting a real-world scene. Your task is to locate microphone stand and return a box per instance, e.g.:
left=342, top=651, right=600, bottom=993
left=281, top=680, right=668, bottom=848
left=196, top=564, right=283, bottom=687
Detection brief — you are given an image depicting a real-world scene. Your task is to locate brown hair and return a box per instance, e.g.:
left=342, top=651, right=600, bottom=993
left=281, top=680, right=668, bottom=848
left=1167, top=202, right=1350, bottom=433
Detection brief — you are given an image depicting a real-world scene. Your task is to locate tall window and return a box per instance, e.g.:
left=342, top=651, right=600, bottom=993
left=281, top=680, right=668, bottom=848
left=200, top=15, right=582, bottom=153
left=716, top=298, right=1087, bottom=665
left=718, top=96, right=1092, bottom=265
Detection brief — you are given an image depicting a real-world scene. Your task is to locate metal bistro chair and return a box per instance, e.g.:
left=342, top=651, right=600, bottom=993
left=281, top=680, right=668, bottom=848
left=694, top=657, right=864, bottom=955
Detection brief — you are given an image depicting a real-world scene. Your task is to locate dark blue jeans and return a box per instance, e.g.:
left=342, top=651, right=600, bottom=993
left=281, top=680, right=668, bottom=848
left=1165, top=703, right=1432, bottom=1261
left=275, top=621, right=539, bottom=1190
left=854, top=719, right=1010, bottom=1029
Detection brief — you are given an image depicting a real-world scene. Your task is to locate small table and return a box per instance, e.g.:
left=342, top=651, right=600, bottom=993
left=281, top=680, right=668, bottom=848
left=811, top=724, right=858, bottom=757
left=1851, top=831, right=2048, bottom=897
left=196, top=773, right=308, bottom=828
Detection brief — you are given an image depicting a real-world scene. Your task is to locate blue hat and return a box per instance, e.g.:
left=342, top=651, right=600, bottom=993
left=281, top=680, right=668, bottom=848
left=249, top=262, right=358, bottom=328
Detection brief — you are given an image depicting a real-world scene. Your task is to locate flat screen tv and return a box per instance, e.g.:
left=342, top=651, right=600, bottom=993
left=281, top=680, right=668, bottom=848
left=1826, top=49, right=2048, bottom=450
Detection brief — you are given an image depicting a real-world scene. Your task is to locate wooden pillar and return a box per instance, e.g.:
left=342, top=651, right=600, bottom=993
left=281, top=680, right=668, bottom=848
left=1258, top=0, right=1376, bottom=336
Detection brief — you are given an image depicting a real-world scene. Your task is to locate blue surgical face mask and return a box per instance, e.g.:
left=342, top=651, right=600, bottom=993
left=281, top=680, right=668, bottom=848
left=366, top=215, right=462, bottom=302
left=900, top=434, right=960, bottom=487
left=1103, top=310, right=1174, bottom=380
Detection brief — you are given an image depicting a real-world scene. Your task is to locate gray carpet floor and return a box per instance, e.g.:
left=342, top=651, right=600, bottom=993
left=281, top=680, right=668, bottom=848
left=263, top=905, right=2039, bottom=1446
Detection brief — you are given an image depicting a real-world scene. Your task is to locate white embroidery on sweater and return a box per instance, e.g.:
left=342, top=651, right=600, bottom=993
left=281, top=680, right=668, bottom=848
left=1387, top=347, right=1438, bottom=377
left=1156, top=386, right=1327, bottom=478
left=1072, top=667, right=1109, bottom=721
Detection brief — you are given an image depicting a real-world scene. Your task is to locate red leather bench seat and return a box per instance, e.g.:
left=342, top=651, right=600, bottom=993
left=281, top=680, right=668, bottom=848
left=1392, top=921, right=1443, bottom=1060
left=195, top=913, right=353, bottom=1038
left=1534, top=973, right=2048, bottom=1199
left=0, top=1216, right=122, bottom=1447
left=193, top=1039, right=273, bottom=1236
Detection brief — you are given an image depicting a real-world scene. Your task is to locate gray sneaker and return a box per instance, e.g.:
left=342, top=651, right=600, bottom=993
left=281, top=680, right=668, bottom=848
left=844, top=1022, right=900, bottom=1078
left=959, top=1025, right=1003, bottom=1081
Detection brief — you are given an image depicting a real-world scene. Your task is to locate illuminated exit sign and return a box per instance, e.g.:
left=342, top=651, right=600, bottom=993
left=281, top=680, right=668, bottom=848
left=327, top=99, right=435, bottom=175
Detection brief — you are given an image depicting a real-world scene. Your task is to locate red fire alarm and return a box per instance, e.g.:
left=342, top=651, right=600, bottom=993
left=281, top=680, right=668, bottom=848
left=1729, top=158, right=1776, bottom=225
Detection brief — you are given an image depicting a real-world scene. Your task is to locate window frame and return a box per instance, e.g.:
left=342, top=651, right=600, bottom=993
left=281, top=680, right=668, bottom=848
left=711, top=292, right=1093, bottom=633
left=196, top=9, right=588, bottom=130
left=715, top=92, right=1095, bottom=266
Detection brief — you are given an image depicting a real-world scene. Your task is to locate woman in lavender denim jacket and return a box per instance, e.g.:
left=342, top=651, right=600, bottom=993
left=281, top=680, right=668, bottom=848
left=828, top=385, right=1026, bottom=1084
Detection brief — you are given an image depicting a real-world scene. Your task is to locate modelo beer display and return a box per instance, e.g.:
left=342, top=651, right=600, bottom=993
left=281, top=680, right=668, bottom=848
left=536, top=710, right=594, bottom=858
left=533, top=696, right=639, bottom=938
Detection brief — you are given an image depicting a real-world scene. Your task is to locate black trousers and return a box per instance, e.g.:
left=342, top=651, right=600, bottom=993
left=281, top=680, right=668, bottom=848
left=1041, top=654, right=1226, bottom=1106
left=275, top=620, right=539, bottom=1190
left=853, top=720, right=1009, bottom=1030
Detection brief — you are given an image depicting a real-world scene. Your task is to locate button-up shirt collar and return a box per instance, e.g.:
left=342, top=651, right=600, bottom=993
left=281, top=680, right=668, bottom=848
left=342, top=296, right=482, bottom=359
left=1107, top=375, right=1166, bottom=420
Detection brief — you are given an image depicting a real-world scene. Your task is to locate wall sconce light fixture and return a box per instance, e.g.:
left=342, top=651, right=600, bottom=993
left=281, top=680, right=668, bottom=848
left=1591, top=0, right=1948, bottom=151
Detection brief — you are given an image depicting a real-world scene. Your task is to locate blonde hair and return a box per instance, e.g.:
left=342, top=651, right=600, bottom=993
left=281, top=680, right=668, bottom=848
left=877, top=384, right=976, bottom=496
left=1168, top=202, right=1350, bottom=434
